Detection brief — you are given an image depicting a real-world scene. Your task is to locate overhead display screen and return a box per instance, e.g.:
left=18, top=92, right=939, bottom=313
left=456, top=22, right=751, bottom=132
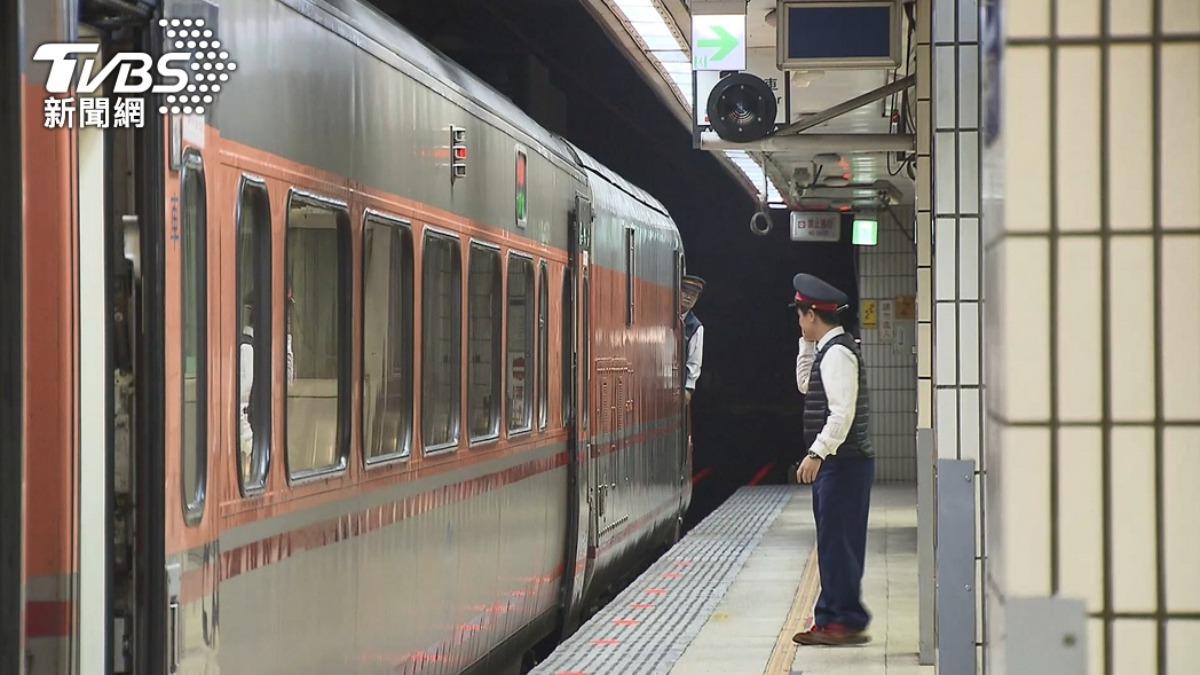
left=779, top=1, right=898, bottom=69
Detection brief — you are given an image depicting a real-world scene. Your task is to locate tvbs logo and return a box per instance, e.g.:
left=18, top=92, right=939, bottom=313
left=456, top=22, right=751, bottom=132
left=34, top=18, right=236, bottom=128
left=34, top=43, right=191, bottom=95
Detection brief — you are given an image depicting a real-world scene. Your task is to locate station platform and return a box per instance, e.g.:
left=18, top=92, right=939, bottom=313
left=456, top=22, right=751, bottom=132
left=532, top=485, right=931, bottom=675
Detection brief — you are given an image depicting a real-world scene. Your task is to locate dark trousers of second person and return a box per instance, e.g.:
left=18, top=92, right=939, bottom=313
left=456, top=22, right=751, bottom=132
left=812, top=455, right=876, bottom=630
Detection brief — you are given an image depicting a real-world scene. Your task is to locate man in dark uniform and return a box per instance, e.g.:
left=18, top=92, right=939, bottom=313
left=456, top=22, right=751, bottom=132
left=788, top=273, right=875, bottom=647
left=680, top=274, right=705, bottom=405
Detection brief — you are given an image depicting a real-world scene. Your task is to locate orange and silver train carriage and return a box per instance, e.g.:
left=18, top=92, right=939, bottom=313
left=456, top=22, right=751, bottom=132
left=6, top=0, right=692, bottom=672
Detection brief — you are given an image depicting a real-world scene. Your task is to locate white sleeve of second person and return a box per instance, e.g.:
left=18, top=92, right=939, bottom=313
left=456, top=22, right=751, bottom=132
left=286, top=333, right=295, bottom=384
left=808, top=345, right=859, bottom=458
left=795, top=338, right=816, bottom=393
left=685, top=325, right=704, bottom=391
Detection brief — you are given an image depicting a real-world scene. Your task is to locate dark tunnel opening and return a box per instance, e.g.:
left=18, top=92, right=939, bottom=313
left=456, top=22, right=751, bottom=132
left=373, top=0, right=861, bottom=526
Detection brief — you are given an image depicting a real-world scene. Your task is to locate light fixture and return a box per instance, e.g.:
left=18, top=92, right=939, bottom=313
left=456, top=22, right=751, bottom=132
left=852, top=218, right=879, bottom=246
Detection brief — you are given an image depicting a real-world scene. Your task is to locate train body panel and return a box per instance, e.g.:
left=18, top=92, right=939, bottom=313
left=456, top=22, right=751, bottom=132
left=11, top=0, right=691, bottom=672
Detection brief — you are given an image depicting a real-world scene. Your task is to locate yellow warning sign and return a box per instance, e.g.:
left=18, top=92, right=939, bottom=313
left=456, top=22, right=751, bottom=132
left=861, top=300, right=878, bottom=328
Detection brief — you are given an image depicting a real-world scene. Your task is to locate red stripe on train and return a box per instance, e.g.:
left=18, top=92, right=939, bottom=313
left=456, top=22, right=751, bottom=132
left=25, top=601, right=72, bottom=638
left=221, top=451, right=569, bottom=582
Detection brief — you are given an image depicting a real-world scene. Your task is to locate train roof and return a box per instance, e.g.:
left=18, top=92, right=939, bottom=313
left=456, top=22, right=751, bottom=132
left=319, top=0, right=580, bottom=168
left=564, top=142, right=678, bottom=236
left=315, top=0, right=678, bottom=239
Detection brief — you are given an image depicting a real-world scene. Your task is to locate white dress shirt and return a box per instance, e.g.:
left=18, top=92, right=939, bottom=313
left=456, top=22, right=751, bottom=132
left=238, top=329, right=295, bottom=457
left=795, top=326, right=860, bottom=458
left=685, top=324, right=704, bottom=391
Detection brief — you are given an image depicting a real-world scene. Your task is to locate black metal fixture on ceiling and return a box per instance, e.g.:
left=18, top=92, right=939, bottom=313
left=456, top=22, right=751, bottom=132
left=706, top=72, right=776, bottom=143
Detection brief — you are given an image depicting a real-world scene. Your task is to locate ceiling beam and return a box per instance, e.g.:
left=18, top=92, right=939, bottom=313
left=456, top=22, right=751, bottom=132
left=702, top=134, right=916, bottom=153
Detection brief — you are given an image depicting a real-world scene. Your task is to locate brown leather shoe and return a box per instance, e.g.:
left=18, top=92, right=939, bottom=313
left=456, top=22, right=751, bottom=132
left=792, top=623, right=870, bottom=646
left=792, top=623, right=827, bottom=645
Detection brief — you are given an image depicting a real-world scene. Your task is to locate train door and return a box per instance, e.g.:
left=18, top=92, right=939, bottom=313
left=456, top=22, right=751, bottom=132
left=559, top=194, right=593, bottom=632
left=67, top=12, right=170, bottom=675
left=673, top=249, right=690, bottom=513
left=577, top=198, right=596, bottom=565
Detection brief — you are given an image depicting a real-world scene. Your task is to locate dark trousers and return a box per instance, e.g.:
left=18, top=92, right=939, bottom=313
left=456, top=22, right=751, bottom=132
left=812, top=455, right=875, bottom=630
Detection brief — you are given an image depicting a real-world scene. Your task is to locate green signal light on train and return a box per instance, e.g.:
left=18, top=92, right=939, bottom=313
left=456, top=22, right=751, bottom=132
left=516, top=150, right=528, bottom=226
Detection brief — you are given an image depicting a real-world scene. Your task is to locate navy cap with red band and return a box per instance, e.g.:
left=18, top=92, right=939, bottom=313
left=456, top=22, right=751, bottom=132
left=790, top=272, right=849, bottom=312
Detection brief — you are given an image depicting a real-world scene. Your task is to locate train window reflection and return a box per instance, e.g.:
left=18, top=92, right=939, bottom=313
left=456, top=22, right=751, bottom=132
left=285, top=193, right=350, bottom=478
left=363, top=214, right=414, bottom=462
left=561, top=270, right=573, bottom=428
left=468, top=243, right=502, bottom=443
left=537, top=262, right=548, bottom=430
left=507, top=255, right=534, bottom=434
left=180, top=151, right=207, bottom=524
left=422, top=232, right=462, bottom=451
left=236, top=178, right=272, bottom=494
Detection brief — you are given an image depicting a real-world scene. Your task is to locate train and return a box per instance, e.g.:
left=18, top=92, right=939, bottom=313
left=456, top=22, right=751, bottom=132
left=8, top=0, right=692, bottom=673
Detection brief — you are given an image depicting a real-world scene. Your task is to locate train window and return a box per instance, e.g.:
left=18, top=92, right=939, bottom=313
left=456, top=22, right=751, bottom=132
left=537, top=262, right=548, bottom=430
left=285, top=192, right=351, bottom=479
left=582, top=273, right=590, bottom=431
left=235, top=178, right=272, bottom=494
left=561, top=269, right=574, bottom=428
left=468, top=243, right=502, bottom=443
left=422, top=232, right=462, bottom=451
left=180, top=151, right=207, bottom=524
left=363, top=213, right=414, bottom=463
left=507, top=255, right=534, bottom=434
left=625, top=228, right=635, bottom=326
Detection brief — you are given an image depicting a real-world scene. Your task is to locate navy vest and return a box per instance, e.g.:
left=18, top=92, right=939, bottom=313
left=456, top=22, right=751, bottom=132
left=684, top=311, right=702, bottom=341
left=803, top=332, right=873, bottom=459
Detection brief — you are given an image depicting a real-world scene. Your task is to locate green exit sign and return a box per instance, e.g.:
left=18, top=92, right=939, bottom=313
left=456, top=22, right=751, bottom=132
left=852, top=219, right=879, bottom=246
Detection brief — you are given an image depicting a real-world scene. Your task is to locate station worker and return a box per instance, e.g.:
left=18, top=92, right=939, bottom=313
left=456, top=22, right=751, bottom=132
left=789, top=272, right=876, bottom=647
left=680, top=274, right=706, bottom=404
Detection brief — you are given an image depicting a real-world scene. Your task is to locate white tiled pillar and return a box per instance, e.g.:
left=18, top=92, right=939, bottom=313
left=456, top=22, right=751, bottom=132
left=924, top=0, right=989, bottom=670
left=982, top=0, right=1200, bottom=673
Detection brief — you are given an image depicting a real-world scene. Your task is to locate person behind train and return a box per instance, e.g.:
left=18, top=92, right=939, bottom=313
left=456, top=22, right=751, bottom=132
left=789, top=273, right=875, bottom=647
left=238, top=291, right=295, bottom=478
left=680, top=274, right=706, bottom=404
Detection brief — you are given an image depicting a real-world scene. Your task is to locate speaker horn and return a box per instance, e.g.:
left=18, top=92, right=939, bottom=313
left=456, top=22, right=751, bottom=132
left=706, top=72, right=777, bottom=142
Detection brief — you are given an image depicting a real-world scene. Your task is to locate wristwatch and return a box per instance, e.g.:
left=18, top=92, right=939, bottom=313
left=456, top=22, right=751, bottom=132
left=807, top=451, right=823, bottom=461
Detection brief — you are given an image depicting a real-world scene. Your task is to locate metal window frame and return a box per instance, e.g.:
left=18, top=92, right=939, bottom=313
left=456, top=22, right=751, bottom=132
left=467, top=240, right=504, bottom=446
left=561, top=266, right=575, bottom=429
left=234, top=174, right=273, bottom=497
left=282, top=188, right=352, bottom=483
left=179, top=148, right=208, bottom=526
left=506, top=251, right=536, bottom=436
left=361, top=209, right=415, bottom=468
left=421, top=228, right=464, bottom=455
left=538, top=260, right=550, bottom=431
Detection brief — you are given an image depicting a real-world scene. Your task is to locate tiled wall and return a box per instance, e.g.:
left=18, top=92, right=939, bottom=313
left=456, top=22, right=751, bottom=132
left=983, top=0, right=1200, bottom=673
left=920, top=0, right=990, bottom=669
left=858, top=207, right=918, bottom=483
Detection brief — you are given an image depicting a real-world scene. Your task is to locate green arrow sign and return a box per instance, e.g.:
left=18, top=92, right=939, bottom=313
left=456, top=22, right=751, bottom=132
left=691, top=15, right=746, bottom=71
left=698, top=25, right=738, bottom=62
